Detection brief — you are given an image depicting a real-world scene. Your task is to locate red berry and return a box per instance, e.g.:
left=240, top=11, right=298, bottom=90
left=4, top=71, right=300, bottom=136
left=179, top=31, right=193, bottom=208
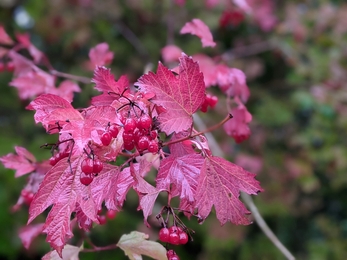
left=148, top=140, right=159, bottom=153
left=49, top=156, right=57, bottom=166
left=137, top=136, right=149, bottom=150
left=93, top=159, right=103, bottom=174
left=97, top=215, right=107, bottom=225
left=124, top=141, right=135, bottom=151
left=138, top=114, right=152, bottom=129
left=122, top=131, right=134, bottom=143
left=81, top=158, right=94, bottom=174
left=169, top=232, right=180, bottom=245
left=0, top=62, right=5, bottom=72
left=159, top=227, right=170, bottom=243
left=168, top=255, right=180, bottom=260
left=80, top=172, right=94, bottom=186
left=21, top=189, right=34, bottom=205
left=124, top=118, right=137, bottom=132
left=167, top=250, right=180, bottom=260
left=6, top=61, right=15, bottom=72
left=106, top=209, right=117, bottom=220
left=149, top=130, right=157, bottom=140
left=179, top=231, right=189, bottom=244
left=133, top=128, right=145, bottom=143
left=109, top=124, right=119, bottom=138
left=101, top=132, right=112, bottom=146
left=169, top=226, right=179, bottom=234
left=200, top=101, right=208, bottom=113
left=209, top=95, right=218, bottom=108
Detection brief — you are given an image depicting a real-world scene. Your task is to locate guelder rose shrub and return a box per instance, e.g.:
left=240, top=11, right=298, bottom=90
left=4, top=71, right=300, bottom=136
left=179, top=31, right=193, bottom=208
left=0, top=18, right=262, bottom=260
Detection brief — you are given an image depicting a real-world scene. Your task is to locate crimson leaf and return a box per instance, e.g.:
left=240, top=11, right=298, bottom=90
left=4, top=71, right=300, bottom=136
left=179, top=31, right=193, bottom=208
left=136, top=53, right=205, bottom=134
left=91, top=66, right=129, bottom=94
left=195, top=156, right=263, bottom=225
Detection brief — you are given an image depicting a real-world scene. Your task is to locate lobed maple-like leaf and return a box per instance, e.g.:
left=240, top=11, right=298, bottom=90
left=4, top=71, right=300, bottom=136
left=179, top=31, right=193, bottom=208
left=117, top=231, right=167, bottom=260
left=180, top=19, right=216, bottom=48
left=156, top=154, right=203, bottom=202
left=26, top=94, right=82, bottom=130
left=0, top=146, right=36, bottom=177
left=91, top=66, right=129, bottom=94
left=136, top=53, right=205, bottom=134
left=18, top=223, right=44, bottom=249
left=223, top=105, right=252, bottom=143
left=195, top=156, right=263, bottom=225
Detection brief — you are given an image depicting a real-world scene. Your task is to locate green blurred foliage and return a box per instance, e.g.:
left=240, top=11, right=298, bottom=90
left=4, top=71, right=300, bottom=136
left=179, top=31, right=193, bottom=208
left=1, top=0, right=347, bottom=259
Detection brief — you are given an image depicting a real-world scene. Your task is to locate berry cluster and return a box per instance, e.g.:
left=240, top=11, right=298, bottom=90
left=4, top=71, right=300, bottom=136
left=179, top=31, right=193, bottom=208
left=167, top=249, right=180, bottom=260
left=49, top=150, right=69, bottom=166
left=159, top=226, right=188, bottom=245
left=100, top=123, right=119, bottom=146
left=200, top=93, right=218, bottom=113
left=97, top=208, right=117, bottom=225
left=121, top=114, right=159, bottom=153
left=80, top=157, right=103, bottom=186
left=21, top=189, right=34, bottom=206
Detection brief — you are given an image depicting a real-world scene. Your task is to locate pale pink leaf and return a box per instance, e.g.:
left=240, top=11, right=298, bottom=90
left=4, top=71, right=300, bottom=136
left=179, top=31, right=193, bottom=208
left=18, top=223, right=44, bottom=249
left=89, top=42, right=114, bottom=67
left=91, top=66, right=129, bottom=94
left=117, top=231, right=167, bottom=260
left=161, top=45, right=182, bottom=63
left=136, top=53, right=205, bottom=134
left=0, top=25, right=13, bottom=44
left=0, top=146, right=36, bottom=177
left=180, top=19, right=216, bottom=48
left=223, top=105, right=252, bottom=143
left=42, top=244, right=82, bottom=260
left=195, top=156, right=263, bottom=225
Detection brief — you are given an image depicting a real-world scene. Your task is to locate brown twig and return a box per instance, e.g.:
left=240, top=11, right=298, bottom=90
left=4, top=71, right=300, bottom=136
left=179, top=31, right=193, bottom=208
left=50, top=70, right=91, bottom=84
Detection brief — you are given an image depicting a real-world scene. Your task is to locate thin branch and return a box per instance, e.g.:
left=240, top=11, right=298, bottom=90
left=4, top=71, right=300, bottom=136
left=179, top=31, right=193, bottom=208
left=50, top=70, right=91, bottom=84
left=222, top=40, right=275, bottom=61
left=192, top=113, right=296, bottom=260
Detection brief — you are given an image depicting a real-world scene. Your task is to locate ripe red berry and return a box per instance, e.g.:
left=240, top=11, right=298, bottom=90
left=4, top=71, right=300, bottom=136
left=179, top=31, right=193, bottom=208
left=80, top=171, right=94, bottom=186
left=122, top=131, right=134, bottom=143
left=169, top=232, right=180, bottom=245
left=169, top=226, right=179, bottom=234
left=179, top=231, right=189, bottom=245
left=209, top=95, right=218, bottom=108
left=159, top=227, right=170, bottom=243
left=106, top=209, right=117, bottom=220
left=148, top=140, right=159, bottom=153
left=167, top=250, right=180, bottom=260
left=124, top=117, right=137, bottom=132
left=168, top=255, right=180, bottom=260
left=138, top=114, right=152, bottom=130
left=109, top=124, right=119, bottom=138
left=97, top=215, right=107, bottom=225
left=6, top=61, right=15, bottom=72
left=93, top=159, right=103, bottom=174
left=101, top=132, right=112, bottom=146
left=149, top=130, right=157, bottom=140
left=0, top=62, right=5, bottom=72
left=49, top=156, right=57, bottom=166
left=137, top=136, right=149, bottom=150
left=123, top=141, right=135, bottom=151
left=21, top=189, right=34, bottom=205
left=81, top=158, right=94, bottom=174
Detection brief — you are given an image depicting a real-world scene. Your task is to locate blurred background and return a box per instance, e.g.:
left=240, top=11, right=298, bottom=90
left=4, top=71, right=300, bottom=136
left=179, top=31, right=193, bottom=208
left=1, top=0, right=347, bottom=259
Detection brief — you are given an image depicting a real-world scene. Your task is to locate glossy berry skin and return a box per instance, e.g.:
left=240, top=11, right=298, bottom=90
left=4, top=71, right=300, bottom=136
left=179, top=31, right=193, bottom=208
left=124, top=118, right=137, bottom=132
left=137, top=114, right=152, bottom=130
left=101, top=132, right=112, bottom=146
left=137, top=136, right=149, bottom=150
left=179, top=231, right=189, bottom=245
left=106, top=209, right=117, bottom=220
left=93, top=159, right=103, bottom=174
left=80, top=172, right=94, bottom=186
left=109, top=124, right=119, bottom=138
left=123, top=141, right=135, bottom=151
left=81, top=158, right=94, bottom=174
left=21, top=189, right=34, bottom=205
left=122, top=131, right=134, bottom=143
left=168, top=255, right=180, bottom=260
left=167, top=250, right=180, bottom=260
left=159, top=227, right=170, bottom=243
left=169, top=232, right=180, bottom=245
left=148, top=140, right=159, bottom=153
left=49, top=156, right=57, bottom=166
left=97, top=215, right=107, bottom=225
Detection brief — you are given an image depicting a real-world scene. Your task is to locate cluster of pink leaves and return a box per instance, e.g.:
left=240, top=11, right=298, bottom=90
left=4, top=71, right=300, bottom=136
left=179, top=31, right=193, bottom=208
left=0, top=20, right=262, bottom=258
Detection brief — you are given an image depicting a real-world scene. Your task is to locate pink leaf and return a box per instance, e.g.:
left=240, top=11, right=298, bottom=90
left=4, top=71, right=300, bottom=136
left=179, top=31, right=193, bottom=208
left=15, top=32, right=43, bottom=63
left=89, top=42, right=114, bottom=68
left=156, top=154, right=204, bottom=202
left=136, top=53, right=205, bottom=134
left=54, top=80, right=81, bottom=103
left=223, top=105, right=252, bottom=143
left=91, top=66, right=129, bottom=94
left=195, top=156, right=263, bottom=225
left=0, top=146, right=36, bottom=177
left=42, top=244, right=82, bottom=260
left=18, top=223, right=44, bottom=249
left=0, top=25, right=13, bottom=45
left=161, top=45, right=182, bottom=63
left=180, top=19, right=216, bottom=48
